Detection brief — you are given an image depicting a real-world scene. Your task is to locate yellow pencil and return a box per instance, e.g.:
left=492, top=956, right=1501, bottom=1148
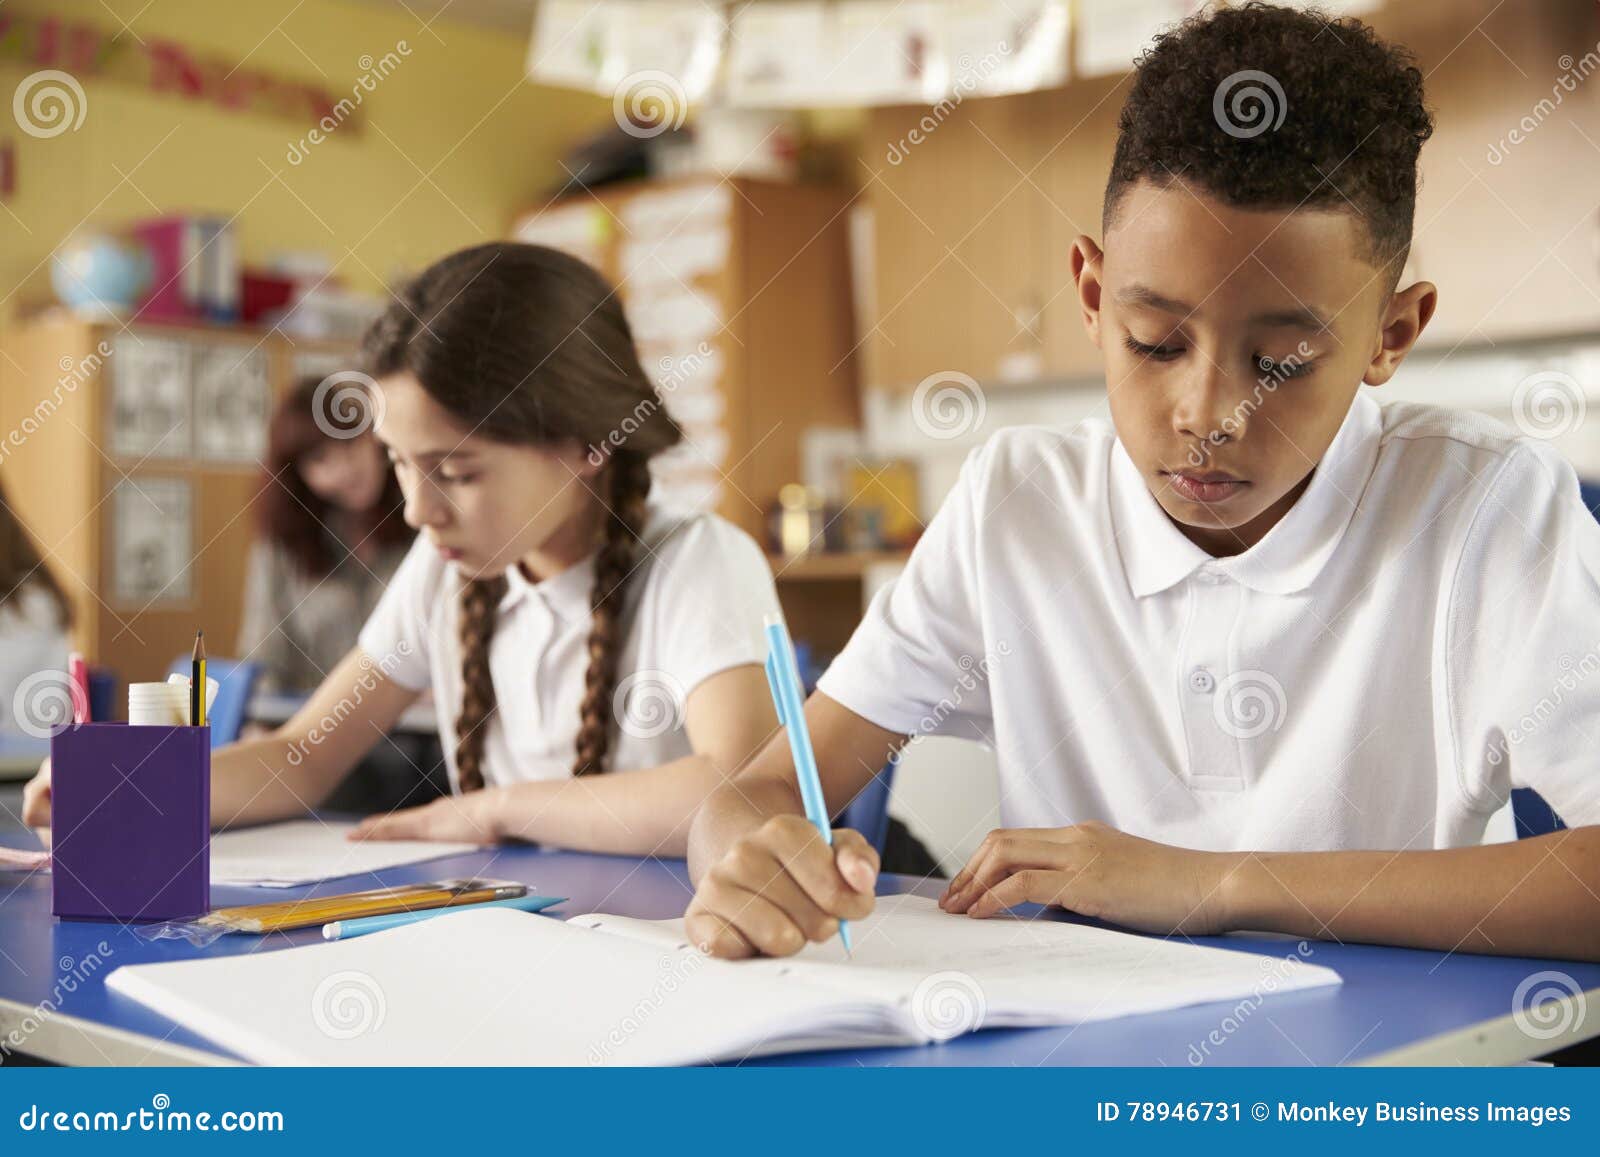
left=191, top=630, right=206, bottom=727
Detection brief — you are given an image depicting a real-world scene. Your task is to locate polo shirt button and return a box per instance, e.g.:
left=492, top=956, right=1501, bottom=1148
left=1188, top=668, right=1216, bottom=693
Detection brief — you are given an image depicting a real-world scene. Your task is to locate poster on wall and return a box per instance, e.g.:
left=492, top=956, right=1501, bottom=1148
left=109, top=335, right=191, bottom=459
left=193, top=343, right=270, bottom=464
left=111, top=476, right=194, bottom=607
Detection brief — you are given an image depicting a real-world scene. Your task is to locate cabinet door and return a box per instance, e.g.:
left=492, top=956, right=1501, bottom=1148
left=1404, top=0, right=1600, bottom=347
left=866, top=102, right=985, bottom=391
left=959, top=90, right=1056, bottom=385
left=1040, top=75, right=1124, bottom=380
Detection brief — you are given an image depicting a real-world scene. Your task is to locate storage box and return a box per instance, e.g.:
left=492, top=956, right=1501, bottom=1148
left=49, top=723, right=210, bottom=922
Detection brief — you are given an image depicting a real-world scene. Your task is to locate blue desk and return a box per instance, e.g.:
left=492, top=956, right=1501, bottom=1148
left=2, top=816, right=1597, bottom=1066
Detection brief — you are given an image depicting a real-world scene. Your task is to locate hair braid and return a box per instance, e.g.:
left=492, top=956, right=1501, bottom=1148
left=572, top=453, right=652, bottom=776
left=454, top=574, right=507, bottom=792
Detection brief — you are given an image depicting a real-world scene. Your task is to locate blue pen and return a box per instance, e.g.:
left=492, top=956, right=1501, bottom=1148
left=322, top=894, right=566, bottom=941
left=763, top=614, right=854, bottom=956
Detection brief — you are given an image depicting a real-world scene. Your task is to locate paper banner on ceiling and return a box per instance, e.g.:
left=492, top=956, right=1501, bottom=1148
left=528, top=0, right=724, bottom=103
left=1073, top=0, right=1206, bottom=79
left=724, top=0, right=1070, bottom=108
left=528, top=0, right=1072, bottom=110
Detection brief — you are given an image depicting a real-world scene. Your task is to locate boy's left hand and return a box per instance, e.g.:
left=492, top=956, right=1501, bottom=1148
left=350, top=793, right=499, bottom=844
left=939, top=821, right=1238, bottom=936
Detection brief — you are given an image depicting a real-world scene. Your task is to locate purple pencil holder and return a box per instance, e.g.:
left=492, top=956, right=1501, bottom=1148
left=50, top=722, right=210, bottom=922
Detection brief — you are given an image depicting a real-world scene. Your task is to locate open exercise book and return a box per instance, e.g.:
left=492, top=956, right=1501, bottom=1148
left=107, top=894, right=1340, bottom=1065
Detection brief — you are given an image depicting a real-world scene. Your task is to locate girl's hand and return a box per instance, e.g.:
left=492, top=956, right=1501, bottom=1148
left=350, top=792, right=500, bottom=844
left=939, top=821, right=1239, bottom=936
left=21, top=759, right=51, bottom=837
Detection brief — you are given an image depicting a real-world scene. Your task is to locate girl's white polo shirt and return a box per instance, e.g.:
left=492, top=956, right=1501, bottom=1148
left=816, top=393, right=1600, bottom=851
left=359, top=506, right=779, bottom=790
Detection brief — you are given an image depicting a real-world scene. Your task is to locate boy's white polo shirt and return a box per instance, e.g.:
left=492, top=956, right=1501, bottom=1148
left=359, top=506, right=778, bottom=790
left=817, top=393, right=1600, bottom=851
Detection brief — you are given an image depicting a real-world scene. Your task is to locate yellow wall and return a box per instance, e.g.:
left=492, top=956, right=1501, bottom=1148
left=0, top=0, right=613, bottom=320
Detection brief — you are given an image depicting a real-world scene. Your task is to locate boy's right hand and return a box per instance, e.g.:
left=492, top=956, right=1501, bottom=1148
left=21, top=758, right=51, bottom=833
left=685, top=814, right=879, bottom=958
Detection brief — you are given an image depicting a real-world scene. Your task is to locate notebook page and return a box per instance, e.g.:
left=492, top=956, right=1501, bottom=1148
left=575, top=894, right=1341, bottom=1033
left=108, top=908, right=908, bottom=1065
left=209, top=820, right=480, bottom=886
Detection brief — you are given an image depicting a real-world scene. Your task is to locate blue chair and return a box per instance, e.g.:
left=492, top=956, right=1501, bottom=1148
left=1520, top=481, right=1600, bottom=835
left=1512, top=788, right=1566, bottom=839
left=165, top=656, right=261, bottom=747
left=834, top=755, right=897, bottom=856
left=86, top=667, right=117, bottom=724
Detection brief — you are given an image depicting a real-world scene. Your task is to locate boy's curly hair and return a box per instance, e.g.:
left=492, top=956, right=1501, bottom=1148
left=1104, top=3, right=1434, bottom=282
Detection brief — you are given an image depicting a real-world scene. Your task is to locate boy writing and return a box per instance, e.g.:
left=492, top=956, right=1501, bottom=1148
left=687, top=3, right=1600, bottom=962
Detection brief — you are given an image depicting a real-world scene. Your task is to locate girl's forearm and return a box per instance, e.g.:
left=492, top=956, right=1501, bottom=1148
left=1219, top=826, right=1600, bottom=961
left=208, top=733, right=331, bottom=829
left=487, top=755, right=737, bottom=858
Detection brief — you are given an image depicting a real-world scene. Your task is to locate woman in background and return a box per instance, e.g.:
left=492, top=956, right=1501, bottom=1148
left=239, top=376, right=413, bottom=693
left=0, top=476, right=72, bottom=736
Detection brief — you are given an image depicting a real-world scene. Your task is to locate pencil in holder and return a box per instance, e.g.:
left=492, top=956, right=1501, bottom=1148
left=49, top=722, right=210, bottom=922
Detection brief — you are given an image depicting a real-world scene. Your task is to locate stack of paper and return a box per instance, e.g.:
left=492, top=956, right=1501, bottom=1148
left=208, top=821, right=481, bottom=887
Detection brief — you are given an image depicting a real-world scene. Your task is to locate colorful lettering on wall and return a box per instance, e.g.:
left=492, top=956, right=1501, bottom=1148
left=0, top=14, right=352, bottom=131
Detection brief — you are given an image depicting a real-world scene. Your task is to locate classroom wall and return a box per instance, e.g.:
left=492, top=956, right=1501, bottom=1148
left=0, top=0, right=613, bottom=321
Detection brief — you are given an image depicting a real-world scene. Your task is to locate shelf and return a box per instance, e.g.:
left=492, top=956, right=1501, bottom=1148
left=766, top=551, right=911, bottom=581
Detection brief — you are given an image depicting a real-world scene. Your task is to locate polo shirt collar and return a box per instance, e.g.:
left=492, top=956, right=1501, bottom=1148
left=497, top=552, right=597, bottom=621
left=1110, top=391, right=1381, bottom=597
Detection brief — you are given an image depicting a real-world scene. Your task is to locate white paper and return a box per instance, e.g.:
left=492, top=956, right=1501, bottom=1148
left=111, top=476, right=193, bottom=606
left=528, top=0, right=611, bottom=90
left=620, top=227, right=729, bottom=288
left=209, top=821, right=481, bottom=887
left=510, top=202, right=611, bottom=271
left=193, top=343, right=270, bottom=464
left=1075, top=0, right=1202, bottom=79
left=937, top=0, right=1070, bottom=97
left=108, top=895, right=1340, bottom=1066
left=109, top=336, right=190, bottom=459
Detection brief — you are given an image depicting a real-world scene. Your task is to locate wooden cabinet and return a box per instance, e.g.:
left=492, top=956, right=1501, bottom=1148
left=511, top=177, right=859, bottom=544
left=861, top=0, right=1600, bottom=388
left=1386, top=0, right=1600, bottom=349
left=864, top=77, right=1121, bottom=392
left=0, top=316, right=352, bottom=691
